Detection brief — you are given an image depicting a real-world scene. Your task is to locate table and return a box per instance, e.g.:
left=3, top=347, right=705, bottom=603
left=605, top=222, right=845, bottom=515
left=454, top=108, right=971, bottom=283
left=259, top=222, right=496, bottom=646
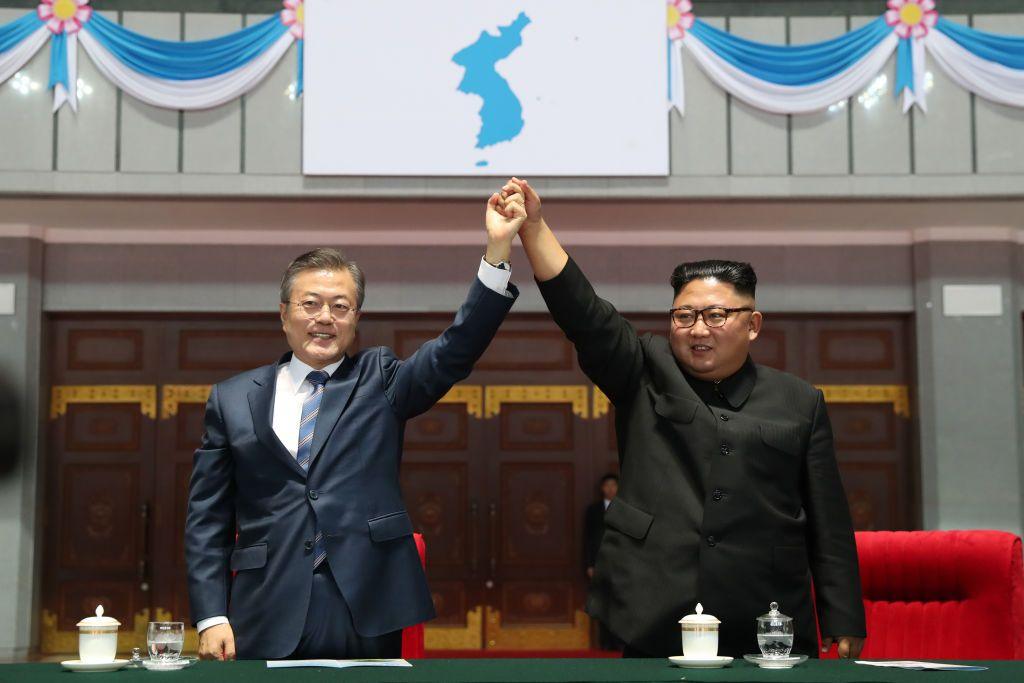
left=1, top=659, right=1020, bottom=683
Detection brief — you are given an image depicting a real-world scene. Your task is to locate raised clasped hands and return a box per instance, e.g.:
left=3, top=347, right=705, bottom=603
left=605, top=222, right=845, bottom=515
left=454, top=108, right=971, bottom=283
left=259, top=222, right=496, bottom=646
left=498, top=177, right=543, bottom=232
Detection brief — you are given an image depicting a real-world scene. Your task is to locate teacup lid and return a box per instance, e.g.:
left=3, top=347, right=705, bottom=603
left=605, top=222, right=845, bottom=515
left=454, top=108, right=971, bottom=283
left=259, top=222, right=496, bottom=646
left=77, top=605, right=121, bottom=628
left=757, top=601, right=792, bottom=623
left=679, top=603, right=720, bottom=625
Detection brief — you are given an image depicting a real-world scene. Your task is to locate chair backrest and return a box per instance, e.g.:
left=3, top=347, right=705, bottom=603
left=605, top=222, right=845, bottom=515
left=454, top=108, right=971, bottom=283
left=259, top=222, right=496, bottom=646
left=401, top=533, right=427, bottom=659
left=854, top=530, right=1024, bottom=660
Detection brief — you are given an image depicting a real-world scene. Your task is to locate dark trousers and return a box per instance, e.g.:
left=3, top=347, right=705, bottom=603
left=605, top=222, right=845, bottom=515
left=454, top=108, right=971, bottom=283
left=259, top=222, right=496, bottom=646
left=289, top=563, right=402, bottom=659
left=622, top=643, right=653, bottom=658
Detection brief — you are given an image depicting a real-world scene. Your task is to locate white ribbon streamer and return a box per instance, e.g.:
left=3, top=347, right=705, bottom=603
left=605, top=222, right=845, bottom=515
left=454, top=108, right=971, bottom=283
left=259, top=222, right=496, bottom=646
left=77, top=28, right=294, bottom=110
left=52, top=31, right=78, bottom=113
left=669, top=39, right=686, bottom=115
left=681, top=31, right=900, bottom=115
left=900, top=36, right=928, bottom=113
left=924, top=29, right=1024, bottom=108
left=0, top=25, right=48, bottom=87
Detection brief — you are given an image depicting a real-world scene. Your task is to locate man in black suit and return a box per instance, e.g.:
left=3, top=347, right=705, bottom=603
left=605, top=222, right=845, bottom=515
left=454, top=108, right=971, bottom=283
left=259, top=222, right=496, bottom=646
left=584, top=474, right=621, bottom=650
left=185, top=189, right=527, bottom=660
left=498, top=178, right=866, bottom=660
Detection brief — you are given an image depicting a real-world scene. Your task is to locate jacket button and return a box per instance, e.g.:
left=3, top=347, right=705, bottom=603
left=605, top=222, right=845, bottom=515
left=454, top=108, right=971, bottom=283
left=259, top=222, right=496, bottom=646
left=719, top=444, right=730, bottom=455
left=308, top=490, right=319, bottom=500
left=707, top=535, right=717, bottom=547
left=719, top=414, right=729, bottom=422
left=712, top=489, right=724, bottom=502
left=304, top=540, right=314, bottom=551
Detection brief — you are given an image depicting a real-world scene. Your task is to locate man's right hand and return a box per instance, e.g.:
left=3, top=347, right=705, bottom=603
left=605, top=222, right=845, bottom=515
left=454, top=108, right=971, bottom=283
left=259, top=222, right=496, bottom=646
left=198, top=623, right=236, bottom=661
left=501, top=177, right=543, bottom=231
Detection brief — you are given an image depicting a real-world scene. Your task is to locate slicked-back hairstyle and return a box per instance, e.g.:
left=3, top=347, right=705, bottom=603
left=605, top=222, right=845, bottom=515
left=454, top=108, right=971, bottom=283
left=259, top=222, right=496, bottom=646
left=280, top=248, right=366, bottom=310
left=670, top=260, right=757, bottom=300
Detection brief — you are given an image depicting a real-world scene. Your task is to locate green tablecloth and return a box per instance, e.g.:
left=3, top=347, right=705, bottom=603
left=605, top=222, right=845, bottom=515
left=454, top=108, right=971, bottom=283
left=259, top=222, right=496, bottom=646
left=1, top=659, right=1020, bottom=683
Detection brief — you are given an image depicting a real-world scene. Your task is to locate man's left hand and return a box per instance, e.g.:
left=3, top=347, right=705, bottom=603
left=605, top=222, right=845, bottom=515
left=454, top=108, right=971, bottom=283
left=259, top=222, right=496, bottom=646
left=484, top=189, right=526, bottom=265
left=821, top=635, right=865, bottom=659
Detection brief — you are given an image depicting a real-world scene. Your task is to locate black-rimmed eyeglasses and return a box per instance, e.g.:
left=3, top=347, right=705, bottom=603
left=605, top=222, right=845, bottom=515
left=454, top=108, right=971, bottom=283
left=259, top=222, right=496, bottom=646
left=669, top=306, right=752, bottom=329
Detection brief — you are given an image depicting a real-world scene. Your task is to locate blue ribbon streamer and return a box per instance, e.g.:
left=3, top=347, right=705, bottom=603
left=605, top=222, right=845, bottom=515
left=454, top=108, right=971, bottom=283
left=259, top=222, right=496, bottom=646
left=936, top=17, right=1024, bottom=70
left=689, top=15, right=892, bottom=86
left=48, top=31, right=68, bottom=91
left=894, top=36, right=913, bottom=97
left=296, top=37, right=303, bottom=96
left=666, top=38, right=673, bottom=102
left=0, top=11, right=42, bottom=52
left=85, top=11, right=288, bottom=80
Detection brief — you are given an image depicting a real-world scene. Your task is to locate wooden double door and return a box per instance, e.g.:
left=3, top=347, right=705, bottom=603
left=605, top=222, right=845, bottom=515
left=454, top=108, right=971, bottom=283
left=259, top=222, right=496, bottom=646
left=40, top=312, right=915, bottom=653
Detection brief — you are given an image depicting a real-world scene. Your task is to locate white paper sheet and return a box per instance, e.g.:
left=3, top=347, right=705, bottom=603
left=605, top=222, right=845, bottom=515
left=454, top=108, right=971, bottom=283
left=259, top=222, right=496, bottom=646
left=267, top=658, right=412, bottom=669
left=856, top=660, right=989, bottom=671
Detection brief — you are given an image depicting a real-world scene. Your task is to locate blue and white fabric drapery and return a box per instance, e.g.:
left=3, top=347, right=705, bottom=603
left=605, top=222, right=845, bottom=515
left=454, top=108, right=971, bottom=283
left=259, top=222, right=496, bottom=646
left=666, top=0, right=1024, bottom=116
left=1, top=0, right=1023, bottom=116
left=0, top=0, right=303, bottom=112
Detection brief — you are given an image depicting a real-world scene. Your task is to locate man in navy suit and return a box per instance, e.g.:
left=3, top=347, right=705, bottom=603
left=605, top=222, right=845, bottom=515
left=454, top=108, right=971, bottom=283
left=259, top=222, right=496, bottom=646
left=185, top=190, right=527, bottom=661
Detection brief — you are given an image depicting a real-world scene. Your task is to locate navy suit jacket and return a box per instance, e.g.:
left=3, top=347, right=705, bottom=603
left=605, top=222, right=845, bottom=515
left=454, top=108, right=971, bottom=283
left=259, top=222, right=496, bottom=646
left=185, top=277, right=517, bottom=659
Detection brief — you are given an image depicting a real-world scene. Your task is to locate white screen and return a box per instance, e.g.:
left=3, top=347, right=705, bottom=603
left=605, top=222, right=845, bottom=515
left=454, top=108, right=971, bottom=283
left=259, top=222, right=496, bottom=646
left=303, top=0, right=668, bottom=176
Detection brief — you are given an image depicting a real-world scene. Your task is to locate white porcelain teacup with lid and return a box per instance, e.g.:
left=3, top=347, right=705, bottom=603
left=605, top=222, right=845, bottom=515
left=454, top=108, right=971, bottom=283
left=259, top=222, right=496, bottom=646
left=76, top=605, right=121, bottom=663
left=678, top=603, right=721, bottom=658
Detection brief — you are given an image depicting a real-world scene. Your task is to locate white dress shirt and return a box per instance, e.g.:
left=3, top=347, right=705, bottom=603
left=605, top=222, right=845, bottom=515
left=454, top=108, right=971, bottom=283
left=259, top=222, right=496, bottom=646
left=197, top=259, right=511, bottom=634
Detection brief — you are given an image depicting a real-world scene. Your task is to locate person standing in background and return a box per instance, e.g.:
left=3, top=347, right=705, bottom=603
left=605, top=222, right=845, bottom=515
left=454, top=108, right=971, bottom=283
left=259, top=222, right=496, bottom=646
left=584, top=473, right=622, bottom=651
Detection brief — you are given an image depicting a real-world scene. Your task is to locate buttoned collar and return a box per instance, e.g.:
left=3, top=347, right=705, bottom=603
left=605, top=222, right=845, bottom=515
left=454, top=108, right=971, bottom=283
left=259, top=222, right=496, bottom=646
left=282, top=354, right=345, bottom=396
left=684, top=356, right=756, bottom=409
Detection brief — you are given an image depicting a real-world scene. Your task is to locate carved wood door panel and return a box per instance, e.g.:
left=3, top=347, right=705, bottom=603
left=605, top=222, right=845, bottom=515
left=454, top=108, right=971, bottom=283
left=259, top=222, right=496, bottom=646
left=43, top=318, right=161, bottom=652
left=43, top=315, right=290, bottom=653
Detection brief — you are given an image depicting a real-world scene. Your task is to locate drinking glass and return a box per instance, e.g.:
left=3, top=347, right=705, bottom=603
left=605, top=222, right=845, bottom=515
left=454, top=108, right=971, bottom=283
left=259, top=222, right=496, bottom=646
left=147, top=621, right=184, bottom=662
left=756, top=602, right=794, bottom=659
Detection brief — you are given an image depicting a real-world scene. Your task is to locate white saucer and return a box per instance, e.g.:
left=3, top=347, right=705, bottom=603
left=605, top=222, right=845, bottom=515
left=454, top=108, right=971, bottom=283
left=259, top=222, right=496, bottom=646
left=668, top=655, right=734, bottom=668
left=142, top=657, right=197, bottom=671
left=60, top=659, right=130, bottom=673
left=743, top=654, right=809, bottom=669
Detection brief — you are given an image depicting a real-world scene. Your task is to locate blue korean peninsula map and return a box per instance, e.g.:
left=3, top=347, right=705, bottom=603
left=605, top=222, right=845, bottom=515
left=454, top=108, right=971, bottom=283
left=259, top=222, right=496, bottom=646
left=452, top=12, right=531, bottom=165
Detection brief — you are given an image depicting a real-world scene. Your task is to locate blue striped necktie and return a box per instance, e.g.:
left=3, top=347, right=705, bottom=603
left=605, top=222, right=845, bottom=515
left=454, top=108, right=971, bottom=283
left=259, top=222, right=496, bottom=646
left=297, top=369, right=330, bottom=569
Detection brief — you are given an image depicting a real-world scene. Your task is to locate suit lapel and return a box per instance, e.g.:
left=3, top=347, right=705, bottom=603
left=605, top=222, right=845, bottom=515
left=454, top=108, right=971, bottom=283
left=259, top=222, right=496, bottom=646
left=308, top=359, right=359, bottom=469
left=248, top=361, right=308, bottom=479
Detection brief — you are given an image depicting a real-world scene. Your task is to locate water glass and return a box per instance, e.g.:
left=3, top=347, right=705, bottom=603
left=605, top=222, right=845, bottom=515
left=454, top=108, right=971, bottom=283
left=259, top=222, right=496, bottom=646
left=756, top=602, right=794, bottom=659
left=147, top=621, right=184, bottom=662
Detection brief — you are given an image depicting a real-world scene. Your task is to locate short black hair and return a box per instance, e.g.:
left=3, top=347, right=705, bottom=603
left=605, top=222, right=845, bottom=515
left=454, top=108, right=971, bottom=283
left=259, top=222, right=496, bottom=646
left=670, top=260, right=757, bottom=299
left=600, top=473, right=619, bottom=486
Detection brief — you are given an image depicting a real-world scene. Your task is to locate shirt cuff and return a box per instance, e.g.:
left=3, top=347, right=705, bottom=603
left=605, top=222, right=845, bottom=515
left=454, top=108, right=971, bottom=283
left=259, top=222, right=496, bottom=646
left=477, top=257, right=513, bottom=298
left=196, top=616, right=229, bottom=634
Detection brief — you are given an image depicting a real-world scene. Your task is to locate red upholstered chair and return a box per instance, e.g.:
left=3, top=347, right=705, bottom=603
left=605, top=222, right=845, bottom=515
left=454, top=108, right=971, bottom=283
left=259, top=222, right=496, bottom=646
left=833, top=530, right=1024, bottom=660
left=401, top=533, right=427, bottom=659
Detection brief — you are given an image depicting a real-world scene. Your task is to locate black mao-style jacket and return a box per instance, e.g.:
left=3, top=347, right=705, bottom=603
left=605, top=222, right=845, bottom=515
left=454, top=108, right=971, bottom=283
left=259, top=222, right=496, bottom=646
left=538, top=258, right=866, bottom=657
